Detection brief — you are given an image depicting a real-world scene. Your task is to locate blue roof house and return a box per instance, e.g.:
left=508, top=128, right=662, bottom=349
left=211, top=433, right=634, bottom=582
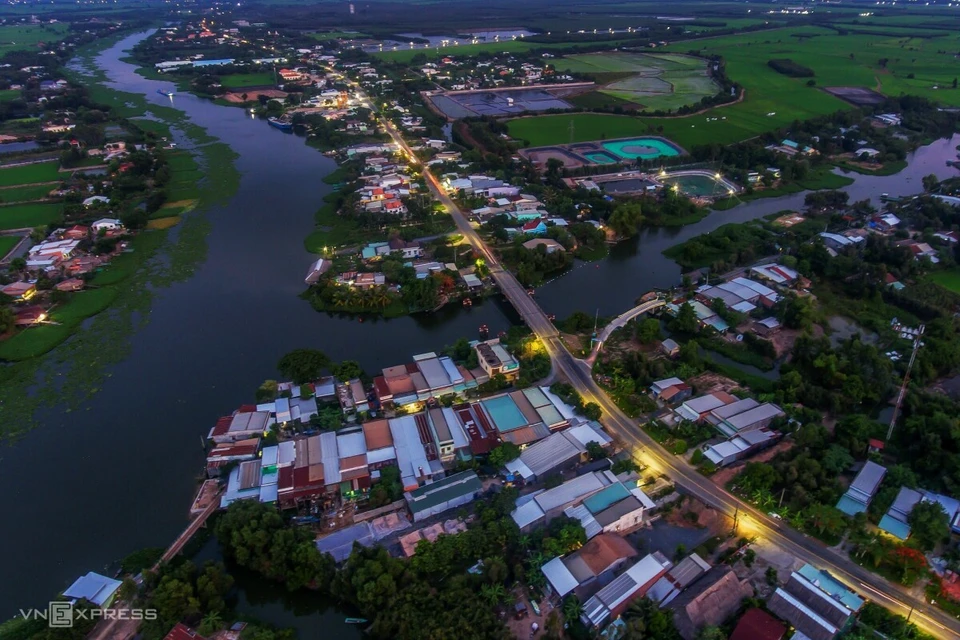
left=63, top=572, right=122, bottom=607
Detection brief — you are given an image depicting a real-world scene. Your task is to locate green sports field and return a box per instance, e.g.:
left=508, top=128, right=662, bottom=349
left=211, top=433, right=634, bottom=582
left=509, top=26, right=960, bottom=149
left=220, top=72, right=276, bottom=89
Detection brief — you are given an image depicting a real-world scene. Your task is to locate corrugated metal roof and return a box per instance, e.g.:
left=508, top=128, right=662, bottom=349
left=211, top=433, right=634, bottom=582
left=512, top=498, right=546, bottom=529
left=429, top=407, right=453, bottom=443
left=584, top=483, right=631, bottom=514
left=366, top=446, right=397, bottom=465
left=319, top=431, right=341, bottom=484
left=443, top=407, right=469, bottom=449
left=536, top=472, right=608, bottom=513
left=439, top=356, right=462, bottom=384
left=682, top=394, right=731, bottom=416
left=724, top=403, right=784, bottom=430
left=849, top=461, right=886, bottom=499
left=711, top=398, right=759, bottom=420
left=512, top=431, right=581, bottom=477
left=564, top=503, right=602, bottom=539
left=278, top=440, right=296, bottom=465
left=261, top=445, right=279, bottom=467
left=522, top=386, right=551, bottom=408
left=337, top=430, right=367, bottom=459
left=565, top=422, right=612, bottom=448
left=390, top=415, right=430, bottom=486
left=796, top=565, right=863, bottom=612
left=417, top=357, right=452, bottom=390
left=542, top=557, right=580, bottom=597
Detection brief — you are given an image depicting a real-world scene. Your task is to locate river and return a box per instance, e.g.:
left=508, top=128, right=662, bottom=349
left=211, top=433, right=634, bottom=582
left=2, top=28, right=959, bottom=618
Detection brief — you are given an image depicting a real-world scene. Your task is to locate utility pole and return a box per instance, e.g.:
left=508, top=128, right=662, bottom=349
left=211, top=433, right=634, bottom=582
left=886, top=323, right=925, bottom=441
left=778, top=487, right=786, bottom=509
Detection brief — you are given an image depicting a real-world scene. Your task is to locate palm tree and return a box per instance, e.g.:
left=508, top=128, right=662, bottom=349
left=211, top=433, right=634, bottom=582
left=563, top=595, right=583, bottom=621
left=481, top=584, right=506, bottom=606
left=198, top=612, right=223, bottom=636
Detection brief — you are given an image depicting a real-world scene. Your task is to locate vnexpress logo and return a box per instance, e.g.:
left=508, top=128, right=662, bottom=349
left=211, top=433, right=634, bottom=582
left=19, top=602, right=75, bottom=628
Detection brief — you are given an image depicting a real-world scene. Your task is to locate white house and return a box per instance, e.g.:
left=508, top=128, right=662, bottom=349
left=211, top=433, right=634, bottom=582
left=82, top=196, right=110, bottom=207
left=91, top=218, right=122, bottom=232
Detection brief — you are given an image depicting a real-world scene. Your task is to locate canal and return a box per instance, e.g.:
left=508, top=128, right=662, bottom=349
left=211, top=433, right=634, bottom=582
left=2, top=28, right=959, bottom=617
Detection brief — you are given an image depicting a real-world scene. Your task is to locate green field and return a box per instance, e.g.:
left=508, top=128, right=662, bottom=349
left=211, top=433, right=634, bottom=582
left=0, top=184, right=55, bottom=203
left=0, top=202, right=62, bottom=229
left=310, top=31, right=369, bottom=40
left=0, top=162, right=61, bottom=187
left=0, top=234, right=20, bottom=258
left=220, top=72, right=276, bottom=89
left=929, top=269, right=960, bottom=293
left=0, top=24, right=69, bottom=55
left=509, top=26, right=960, bottom=149
left=0, top=89, right=20, bottom=103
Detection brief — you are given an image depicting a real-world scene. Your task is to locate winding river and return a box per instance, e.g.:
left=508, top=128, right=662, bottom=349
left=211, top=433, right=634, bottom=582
left=2, top=29, right=959, bottom=618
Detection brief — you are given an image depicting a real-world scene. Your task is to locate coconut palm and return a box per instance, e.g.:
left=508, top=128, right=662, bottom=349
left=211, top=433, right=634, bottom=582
left=563, top=595, right=583, bottom=621
left=481, top=583, right=506, bottom=606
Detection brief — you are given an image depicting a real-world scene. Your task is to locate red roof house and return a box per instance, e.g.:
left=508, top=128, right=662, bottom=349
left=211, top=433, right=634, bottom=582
left=729, top=608, right=786, bottom=640
left=164, top=624, right=207, bottom=640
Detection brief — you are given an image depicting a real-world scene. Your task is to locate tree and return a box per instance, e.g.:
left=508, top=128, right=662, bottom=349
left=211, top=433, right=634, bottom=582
left=608, top=201, right=644, bottom=238
left=0, top=306, right=14, bottom=335
left=907, top=500, right=950, bottom=552
left=637, top=317, right=661, bottom=344
left=922, top=173, right=940, bottom=193
left=695, top=626, right=727, bottom=640
left=277, top=348, right=329, bottom=384
left=586, top=440, right=606, bottom=461
left=9, top=256, right=26, bottom=273
left=563, top=595, right=584, bottom=621
left=672, top=302, right=699, bottom=334
left=581, top=402, right=602, bottom=420
left=806, top=504, right=848, bottom=539
left=487, top=442, right=521, bottom=468
left=332, top=360, right=364, bottom=381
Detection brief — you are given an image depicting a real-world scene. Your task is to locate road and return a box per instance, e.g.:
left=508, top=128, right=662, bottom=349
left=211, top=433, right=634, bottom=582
left=364, top=90, right=959, bottom=638
left=592, top=299, right=666, bottom=355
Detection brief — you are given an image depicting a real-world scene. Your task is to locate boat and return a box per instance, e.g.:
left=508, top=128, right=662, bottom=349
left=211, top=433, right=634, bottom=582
left=462, top=297, right=473, bottom=308
left=344, top=618, right=368, bottom=624
left=157, top=89, right=174, bottom=97
left=479, top=324, right=489, bottom=337
left=267, top=117, right=293, bottom=131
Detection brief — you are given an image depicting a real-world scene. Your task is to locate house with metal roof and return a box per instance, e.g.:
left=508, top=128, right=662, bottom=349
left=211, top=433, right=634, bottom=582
left=713, top=403, right=785, bottom=438
left=702, top=428, right=780, bottom=467
left=63, top=571, right=122, bottom=607
left=879, top=486, right=960, bottom=540
left=504, top=422, right=611, bottom=482
left=541, top=533, right=638, bottom=600
left=675, top=392, right=737, bottom=423
left=405, top=470, right=482, bottom=522
left=209, top=409, right=270, bottom=443
left=836, top=461, right=886, bottom=516
left=512, top=470, right=615, bottom=531
left=646, top=553, right=711, bottom=607
left=565, top=481, right=653, bottom=538
left=767, top=568, right=858, bottom=640
left=729, top=609, right=786, bottom=640
left=581, top=552, right=672, bottom=628
left=669, top=565, right=754, bottom=640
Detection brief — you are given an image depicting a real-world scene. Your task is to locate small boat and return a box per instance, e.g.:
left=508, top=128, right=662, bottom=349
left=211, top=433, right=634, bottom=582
left=157, top=89, right=174, bottom=97
left=267, top=117, right=293, bottom=131
left=479, top=324, right=489, bottom=337
left=462, top=297, right=473, bottom=307
left=344, top=618, right=367, bottom=624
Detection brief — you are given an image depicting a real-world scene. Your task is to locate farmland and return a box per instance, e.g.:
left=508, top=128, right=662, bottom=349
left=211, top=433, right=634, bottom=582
left=0, top=24, right=69, bottom=55
left=0, top=184, right=57, bottom=203
left=508, top=25, right=960, bottom=148
left=556, top=52, right=719, bottom=112
left=929, top=269, right=960, bottom=294
left=220, top=72, right=276, bottom=89
left=0, top=202, right=63, bottom=230
left=0, top=161, right=61, bottom=187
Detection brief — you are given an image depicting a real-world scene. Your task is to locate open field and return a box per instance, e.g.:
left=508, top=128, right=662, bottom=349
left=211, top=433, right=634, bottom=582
left=0, top=89, right=21, bottom=103
left=928, top=269, right=960, bottom=294
left=0, top=24, right=69, bottom=55
left=509, top=25, right=960, bottom=148
left=0, top=234, right=20, bottom=258
left=557, top=52, right=719, bottom=111
left=220, top=72, right=275, bottom=89
left=0, top=184, right=56, bottom=203
left=0, top=161, right=61, bottom=187
left=0, top=203, right=62, bottom=229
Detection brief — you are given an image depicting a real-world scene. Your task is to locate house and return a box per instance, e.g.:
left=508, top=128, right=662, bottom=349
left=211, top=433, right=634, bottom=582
left=729, top=609, right=786, bottom=640
left=646, top=553, right=711, bottom=607
left=522, top=238, right=564, bottom=254
left=767, top=566, right=862, bottom=640
left=62, top=571, right=122, bottom=607
left=164, top=624, right=207, bottom=640
left=836, top=461, right=886, bottom=516
left=474, top=338, right=520, bottom=381
left=702, top=428, right=780, bottom=467
left=54, top=278, right=84, bottom=292
left=83, top=195, right=110, bottom=207
left=62, top=224, right=89, bottom=239
left=668, top=565, right=753, bottom=639
left=541, top=533, right=638, bottom=599
left=934, top=231, right=959, bottom=244
left=869, top=213, right=901, bottom=233
left=387, top=236, right=422, bottom=259
left=651, top=377, right=685, bottom=397
left=521, top=219, right=547, bottom=236
left=304, top=258, right=331, bottom=285
left=675, top=392, right=737, bottom=423
left=15, top=305, right=46, bottom=325
left=209, top=409, right=270, bottom=443
left=405, top=470, right=482, bottom=522
left=2, top=281, right=36, bottom=301
left=854, top=147, right=880, bottom=158
left=92, top=218, right=122, bottom=232
left=511, top=470, right=617, bottom=531
left=710, top=402, right=785, bottom=438
left=660, top=338, right=680, bottom=358
left=749, top=264, right=798, bottom=286
left=564, top=481, right=654, bottom=538
left=504, top=422, right=612, bottom=483
left=580, top=552, right=673, bottom=628
left=819, top=232, right=865, bottom=252
left=206, top=437, right=260, bottom=476
left=753, top=317, right=781, bottom=337
left=879, top=486, right=960, bottom=540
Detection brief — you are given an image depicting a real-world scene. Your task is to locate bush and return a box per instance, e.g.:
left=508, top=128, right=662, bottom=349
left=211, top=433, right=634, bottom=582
left=671, top=439, right=689, bottom=454
left=691, top=448, right=704, bottom=464
left=767, top=58, right=815, bottom=77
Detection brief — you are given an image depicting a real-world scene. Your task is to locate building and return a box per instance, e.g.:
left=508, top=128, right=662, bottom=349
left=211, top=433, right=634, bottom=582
left=164, top=624, right=207, bottom=640
left=91, top=218, right=122, bottom=232
left=207, top=438, right=260, bottom=476
left=767, top=566, right=862, bottom=640
left=512, top=470, right=618, bottom=532
left=209, top=409, right=270, bottom=443
left=709, top=402, right=785, bottom=438
left=405, top=470, right=482, bottom=522
left=836, top=461, right=886, bottom=516
left=675, top=392, right=737, bottom=423
left=669, top=566, right=754, bottom=640
left=564, top=481, right=654, bottom=538
left=646, top=553, right=711, bottom=607
left=474, top=338, right=520, bottom=380
left=749, top=264, right=798, bottom=286
left=541, top=533, right=638, bottom=599
left=702, top=428, right=780, bottom=467
left=504, top=422, right=612, bottom=482
left=522, top=238, right=565, bottom=254
left=2, top=281, right=36, bottom=301
left=879, top=486, right=960, bottom=540
left=753, top=317, right=781, bottom=337
left=651, top=377, right=685, bottom=398
left=580, top=552, right=673, bottom=628
left=304, top=258, right=331, bottom=284
left=729, top=609, right=786, bottom=640
left=62, top=571, right=122, bottom=607
left=660, top=338, right=680, bottom=358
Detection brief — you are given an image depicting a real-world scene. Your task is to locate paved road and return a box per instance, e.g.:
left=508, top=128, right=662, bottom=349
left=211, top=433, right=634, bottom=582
left=365, top=90, right=959, bottom=638
left=592, top=299, right=666, bottom=353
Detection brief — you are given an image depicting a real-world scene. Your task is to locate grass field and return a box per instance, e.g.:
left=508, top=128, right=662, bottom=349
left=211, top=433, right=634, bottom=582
left=0, top=24, right=69, bottom=55
left=0, top=202, right=62, bottom=229
left=557, top=52, right=719, bottom=112
left=0, top=184, right=55, bottom=203
left=509, top=25, right=960, bottom=148
left=0, top=162, right=61, bottom=187
left=0, top=234, right=20, bottom=258
left=0, top=89, right=20, bottom=103
left=165, top=150, right=202, bottom=201
left=928, top=269, right=960, bottom=293
left=220, top=72, right=275, bottom=89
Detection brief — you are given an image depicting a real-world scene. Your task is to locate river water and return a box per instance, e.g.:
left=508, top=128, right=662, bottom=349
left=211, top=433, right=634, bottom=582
left=2, top=28, right=959, bottom=617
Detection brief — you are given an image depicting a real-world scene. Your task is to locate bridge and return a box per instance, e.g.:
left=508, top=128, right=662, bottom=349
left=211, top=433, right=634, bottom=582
left=592, top=298, right=666, bottom=356
left=362, top=84, right=956, bottom=638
